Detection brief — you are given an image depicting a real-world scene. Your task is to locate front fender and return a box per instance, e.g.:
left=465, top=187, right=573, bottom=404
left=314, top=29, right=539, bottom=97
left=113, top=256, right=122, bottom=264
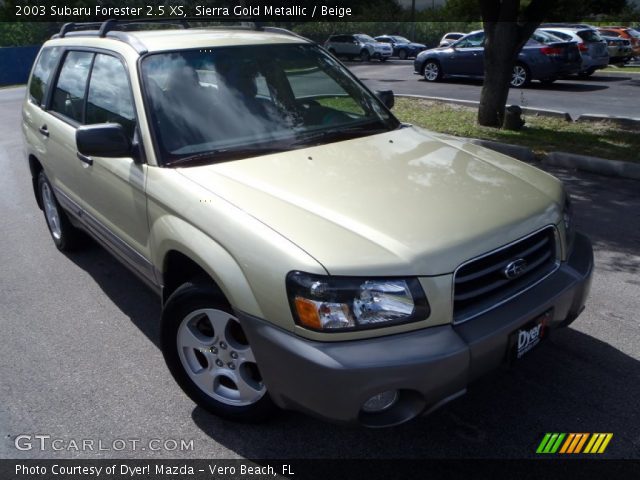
left=150, top=216, right=264, bottom=319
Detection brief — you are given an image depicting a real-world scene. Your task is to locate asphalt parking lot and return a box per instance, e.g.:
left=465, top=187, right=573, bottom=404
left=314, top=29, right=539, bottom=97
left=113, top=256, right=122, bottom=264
left=1, top=85, right=639, bottom=460
left=348, top=59, right=640, bottom=119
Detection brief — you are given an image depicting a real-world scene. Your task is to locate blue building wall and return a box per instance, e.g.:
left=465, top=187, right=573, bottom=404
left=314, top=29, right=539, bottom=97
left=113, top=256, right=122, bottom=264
left=0, top=45, right=40, bottom=86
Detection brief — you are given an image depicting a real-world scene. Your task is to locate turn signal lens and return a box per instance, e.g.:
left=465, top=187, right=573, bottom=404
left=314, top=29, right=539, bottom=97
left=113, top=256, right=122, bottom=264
left=294, top=297, right=322, bottom=329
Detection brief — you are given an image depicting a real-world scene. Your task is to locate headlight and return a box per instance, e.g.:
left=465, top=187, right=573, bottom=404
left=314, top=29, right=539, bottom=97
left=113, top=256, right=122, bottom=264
left=286, top=272, right=430, bottom=332
left=563, top=192, right=575, bottom=253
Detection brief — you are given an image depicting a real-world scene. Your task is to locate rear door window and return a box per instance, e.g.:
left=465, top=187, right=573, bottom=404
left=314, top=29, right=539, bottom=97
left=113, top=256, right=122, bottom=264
left=51, top=51, right=94, bottom=123
left=29, top=47, right=63, bottom=106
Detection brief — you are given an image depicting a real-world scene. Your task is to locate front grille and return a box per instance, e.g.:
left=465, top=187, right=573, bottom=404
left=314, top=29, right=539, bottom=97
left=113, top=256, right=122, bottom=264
left=453, top=226, right=558, bottom=323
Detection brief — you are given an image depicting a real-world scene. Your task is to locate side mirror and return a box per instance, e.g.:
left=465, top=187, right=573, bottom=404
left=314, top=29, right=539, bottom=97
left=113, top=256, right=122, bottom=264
left=76, top=124, right=131, bottom=158
left=375, top=90, right=395, bottom=110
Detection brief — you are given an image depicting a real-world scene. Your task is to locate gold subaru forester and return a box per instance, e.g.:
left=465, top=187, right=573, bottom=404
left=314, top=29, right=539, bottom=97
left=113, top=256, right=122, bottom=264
left=22, top=21, right=593, bottom=427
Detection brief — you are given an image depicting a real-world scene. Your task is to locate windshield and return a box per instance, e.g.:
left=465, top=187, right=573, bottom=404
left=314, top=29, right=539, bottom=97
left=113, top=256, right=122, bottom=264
left=141, top=44, right=398, bottom=166
left=392, top=36, right=411, bottom=43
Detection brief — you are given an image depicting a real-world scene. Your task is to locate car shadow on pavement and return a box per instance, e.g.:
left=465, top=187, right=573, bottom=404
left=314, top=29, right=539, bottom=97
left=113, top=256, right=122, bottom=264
left=417, top=77, right=609, bottom=92
left=191, top=326, right=640, bottom=458
left=548, top=167, right=640, bottom=270
left=588, top=74, right=632, bottom=82
left=64, top=240, right=162, bottom=348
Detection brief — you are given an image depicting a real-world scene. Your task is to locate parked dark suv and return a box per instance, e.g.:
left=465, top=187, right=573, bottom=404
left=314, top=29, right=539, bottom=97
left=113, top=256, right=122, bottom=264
left=374, top=35, right=426, bottom=59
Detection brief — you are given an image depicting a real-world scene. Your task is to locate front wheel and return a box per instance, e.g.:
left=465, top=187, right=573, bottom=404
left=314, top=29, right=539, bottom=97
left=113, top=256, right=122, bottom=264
left=161, top=281, right=276, bottom=422
left=360, top=50, right=371, bottom=62
left=423, top=61, right=442, bottom=82
left=510, top=63, right=530, bottom=88
left=398, top=49, right=408, bottom=60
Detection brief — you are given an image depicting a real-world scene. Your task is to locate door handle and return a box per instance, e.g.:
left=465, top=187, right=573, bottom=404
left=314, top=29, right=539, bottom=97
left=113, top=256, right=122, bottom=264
left=77, top=152, right=93, bottom=166
left=39, top=125, right=49, bottom=137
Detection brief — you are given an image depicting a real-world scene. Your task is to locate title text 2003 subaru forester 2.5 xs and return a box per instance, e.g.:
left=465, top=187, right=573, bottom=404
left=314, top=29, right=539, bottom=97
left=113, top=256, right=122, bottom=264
left=22, top=21, right=593, bottom=427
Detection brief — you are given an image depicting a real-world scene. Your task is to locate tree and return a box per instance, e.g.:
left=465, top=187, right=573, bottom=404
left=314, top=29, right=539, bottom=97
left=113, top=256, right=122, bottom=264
left=477, top=0, right=631, bottom=127
left=477, top=0, right=552, bottom=127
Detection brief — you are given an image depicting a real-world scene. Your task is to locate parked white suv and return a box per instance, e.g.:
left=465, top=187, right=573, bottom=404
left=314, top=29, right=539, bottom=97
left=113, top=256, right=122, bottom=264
left=325, top=34, right=392, bottom=62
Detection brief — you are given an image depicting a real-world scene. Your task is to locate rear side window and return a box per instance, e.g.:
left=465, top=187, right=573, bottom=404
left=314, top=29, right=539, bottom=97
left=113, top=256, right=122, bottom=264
left=457, top=32, right=485, bottom=48
left=577, top=30, right=603, bottom=42
left=51, top=51, right=94, bottom=123
left=86, top=54, right=136, bottom=139
left=546, top=30, right=572, bottom=41
left=531, top=31, right=563, bottom=44
left=29, top=47, right=62, bottom=106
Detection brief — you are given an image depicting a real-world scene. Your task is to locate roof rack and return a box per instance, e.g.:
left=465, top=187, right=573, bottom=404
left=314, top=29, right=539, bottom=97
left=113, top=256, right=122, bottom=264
left=51, top=19, right=309, bottom=54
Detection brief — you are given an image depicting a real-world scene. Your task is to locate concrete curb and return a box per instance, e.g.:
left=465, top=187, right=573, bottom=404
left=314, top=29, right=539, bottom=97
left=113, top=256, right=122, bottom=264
left=520, top=107, right=572, bottom=121
left=470, top=139, right=536, bottom=163
left=473, top=141, right=640, bottom=181
left=395, top=94, right=573, bottom=120
left=575, top=114, right=640, bottom=128
left=395, top=94, right=639, bottom=180
left=543, top=152, right=640, bottom=180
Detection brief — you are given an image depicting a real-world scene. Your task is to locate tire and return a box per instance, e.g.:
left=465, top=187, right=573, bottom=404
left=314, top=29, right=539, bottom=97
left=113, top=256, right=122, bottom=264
left=422, top=60, right=442, bottom=82
left=398, top=49, right=408, bottom=60
left=360, top=50, right=371, bottom=62
left=510, top=63, right=531, bottom=88
left=578, top=68, right=596, bottom=78
left=37, top=171, right=83, bottom=252
left=380, top=57, right=388, bottom=62
left=161, top=281, right=277, bottom=422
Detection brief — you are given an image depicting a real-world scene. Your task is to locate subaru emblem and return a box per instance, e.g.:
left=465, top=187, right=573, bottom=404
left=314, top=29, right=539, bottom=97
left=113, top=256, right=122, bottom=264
left=504, top=258, right=528, bottom=279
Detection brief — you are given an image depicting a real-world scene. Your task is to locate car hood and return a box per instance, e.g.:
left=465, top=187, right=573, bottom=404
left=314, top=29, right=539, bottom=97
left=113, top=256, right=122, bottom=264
left=179, top=126, right=563, bottom=276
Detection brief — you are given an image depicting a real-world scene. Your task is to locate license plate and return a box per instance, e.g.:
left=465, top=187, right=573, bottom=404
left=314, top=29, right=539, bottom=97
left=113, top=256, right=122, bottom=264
left=508, top=310, right=551, bottom=361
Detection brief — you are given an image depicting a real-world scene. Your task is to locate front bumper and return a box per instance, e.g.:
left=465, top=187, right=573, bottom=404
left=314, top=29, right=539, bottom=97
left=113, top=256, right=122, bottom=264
left=372, top=50, right=393, bottom=59
left=239, top=232, right=593, bottom=427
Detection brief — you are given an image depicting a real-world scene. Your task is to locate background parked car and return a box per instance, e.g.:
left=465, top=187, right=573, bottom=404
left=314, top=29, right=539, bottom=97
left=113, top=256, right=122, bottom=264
left=539, top=26, right=609, bottom=76
left=414, top=29, right=582, bottom=87
left=599, top=34, right=633, bottom=64
left=439, top=32, right=465, bottom=47
left=598, top=26, right=640, bottom=58
left=374, top=35, right=426, bottom=59
left=325, top=34, right=392, bottom=62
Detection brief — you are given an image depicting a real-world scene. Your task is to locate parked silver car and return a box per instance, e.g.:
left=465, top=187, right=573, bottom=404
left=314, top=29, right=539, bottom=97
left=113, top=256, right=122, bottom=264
left=539, top=27, right=609, bottom=76
left=439, top=32, right=465, bottom=47
left=600, top=34, right=633, bottom=64
left=325, top=34, right=392, bottom=62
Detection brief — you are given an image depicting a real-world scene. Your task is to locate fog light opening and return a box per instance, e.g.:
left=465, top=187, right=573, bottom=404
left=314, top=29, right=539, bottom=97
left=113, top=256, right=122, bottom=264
left=362, top=390, right=399, bottom=413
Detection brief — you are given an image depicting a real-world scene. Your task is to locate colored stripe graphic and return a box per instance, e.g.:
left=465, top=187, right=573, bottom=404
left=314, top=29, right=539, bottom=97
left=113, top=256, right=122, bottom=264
left=537, top=433, right=613, bottom=454
left=584, top=433, right=614, bottom=454
left=536, top=433, right=565, bottom=454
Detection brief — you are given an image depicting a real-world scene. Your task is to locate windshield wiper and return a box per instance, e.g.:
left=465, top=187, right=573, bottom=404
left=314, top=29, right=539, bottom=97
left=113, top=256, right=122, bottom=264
left=164, top=145, right=289, bottom=167
left=291, top=123, right=389, bottom=147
